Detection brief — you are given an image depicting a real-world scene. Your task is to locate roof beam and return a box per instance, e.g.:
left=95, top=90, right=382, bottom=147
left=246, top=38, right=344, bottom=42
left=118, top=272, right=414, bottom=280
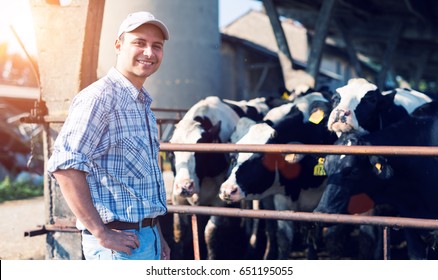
left=262, top=0, right=315, bottom=91
left=377, top=20, right=404, bottom=88
left=335, top=18, right=362, bottom=78
left=307, top=0, right=337, bottom=84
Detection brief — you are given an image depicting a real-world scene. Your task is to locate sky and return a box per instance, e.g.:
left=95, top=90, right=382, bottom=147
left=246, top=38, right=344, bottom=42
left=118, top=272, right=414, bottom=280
left=219, top=0, right=262, bottom=27
left=0, top=0, right=262, bottom=55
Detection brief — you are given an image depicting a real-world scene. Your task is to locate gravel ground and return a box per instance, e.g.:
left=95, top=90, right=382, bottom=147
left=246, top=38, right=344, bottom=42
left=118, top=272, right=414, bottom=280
left=0, top=196, right=45, bottom=260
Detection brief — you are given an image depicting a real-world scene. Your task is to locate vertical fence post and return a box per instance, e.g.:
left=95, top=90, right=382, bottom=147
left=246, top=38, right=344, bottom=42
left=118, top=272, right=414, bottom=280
left=383, top=226, right=391, bottom=260
left=191, top=214, right=200, bottom=260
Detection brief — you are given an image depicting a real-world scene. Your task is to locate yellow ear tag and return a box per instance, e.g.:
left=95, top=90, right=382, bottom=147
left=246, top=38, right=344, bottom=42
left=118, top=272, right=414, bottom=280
left=281, top=91, right=290, bottom=100
left=309, top=109, right=325, bottom=124
left=374, top=162, right=382, bottom=173
left=313, top=157, right=326, bottom=176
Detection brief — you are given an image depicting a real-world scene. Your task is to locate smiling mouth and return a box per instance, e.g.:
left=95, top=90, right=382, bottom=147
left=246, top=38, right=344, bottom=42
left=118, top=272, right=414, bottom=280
left=138, top=60, right=153, bottom=66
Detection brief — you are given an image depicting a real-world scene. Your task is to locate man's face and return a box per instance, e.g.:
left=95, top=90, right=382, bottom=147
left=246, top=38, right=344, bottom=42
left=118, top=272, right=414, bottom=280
left=115, top=24, right=165, bottom=88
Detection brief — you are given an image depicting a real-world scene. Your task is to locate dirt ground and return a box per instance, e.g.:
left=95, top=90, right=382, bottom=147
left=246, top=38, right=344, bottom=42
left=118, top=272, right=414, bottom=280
left=0, top=196, right=45, bottom=260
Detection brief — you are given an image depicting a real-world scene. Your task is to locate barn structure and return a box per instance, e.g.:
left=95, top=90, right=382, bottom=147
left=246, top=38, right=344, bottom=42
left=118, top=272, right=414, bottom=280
left=21, top=0, right=438, bottom=259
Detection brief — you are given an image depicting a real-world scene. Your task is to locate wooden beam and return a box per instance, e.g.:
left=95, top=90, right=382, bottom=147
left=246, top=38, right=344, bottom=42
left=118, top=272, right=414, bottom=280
left=307, top=0, right=337, bottom=83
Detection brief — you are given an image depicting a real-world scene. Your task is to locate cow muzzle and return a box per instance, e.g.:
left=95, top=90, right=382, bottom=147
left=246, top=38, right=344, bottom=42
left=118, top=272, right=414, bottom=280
left=219, top=184, right=242, bottom=203
left=174, top=179, right=195, bottom=197
left=329, top=108, right=355, bottom=133
left=333, top=108, right=351, bottom=124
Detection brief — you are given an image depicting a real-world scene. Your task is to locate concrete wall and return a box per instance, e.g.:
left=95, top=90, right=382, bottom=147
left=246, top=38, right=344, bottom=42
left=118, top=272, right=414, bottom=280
left=30, top=0, right=105, bottom=260
left=99, top=0, right=220, bottom=110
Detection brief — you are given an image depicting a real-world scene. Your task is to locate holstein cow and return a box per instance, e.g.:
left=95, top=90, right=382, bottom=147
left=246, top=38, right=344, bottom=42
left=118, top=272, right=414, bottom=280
left=315, top=114, right=438, bottom=259
left=168, top=95, right=273, bottom=259
left=220, top=92, right=337, bottom=259
left=328, top=78, right=432, bottom=136
left=325, top=78, right=434, bottom=257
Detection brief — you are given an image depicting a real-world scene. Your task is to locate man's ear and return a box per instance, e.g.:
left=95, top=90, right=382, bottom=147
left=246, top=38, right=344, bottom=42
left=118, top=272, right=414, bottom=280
left=115, top=38, right=122, bottom=53
left=369, top=155, right=394, bottom=179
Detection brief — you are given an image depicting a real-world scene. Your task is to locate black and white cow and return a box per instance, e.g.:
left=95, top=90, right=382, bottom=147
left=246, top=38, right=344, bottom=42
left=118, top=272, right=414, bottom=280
left=219, top=92, right=337, bottom=259
left=169, top=96, right=272, bottom=203
left=220, top=92, right=335, bottom=202
left=325, top=78, right=435, bottom=258
left=315, top=114, right=438, bottom=259
left=328, top=78, right=432, bottom=136
left=168, top=95, right=274, bottom=259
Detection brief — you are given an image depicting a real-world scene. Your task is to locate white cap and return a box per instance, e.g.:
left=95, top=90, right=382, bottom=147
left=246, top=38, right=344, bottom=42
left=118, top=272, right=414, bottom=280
left=117, top=11, right=170, bottom=40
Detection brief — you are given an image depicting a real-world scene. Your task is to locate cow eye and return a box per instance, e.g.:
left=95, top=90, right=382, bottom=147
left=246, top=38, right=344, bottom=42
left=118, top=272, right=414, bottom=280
left=331, top=93, right=341, bottom=106
left=229, top=154, right=237, bottom=164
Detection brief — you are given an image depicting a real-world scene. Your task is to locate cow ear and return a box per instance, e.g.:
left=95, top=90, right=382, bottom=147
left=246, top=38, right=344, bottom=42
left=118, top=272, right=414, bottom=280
left=209, top=120, right=222, bottom=140
left=369, top=155, right=393, bottom=179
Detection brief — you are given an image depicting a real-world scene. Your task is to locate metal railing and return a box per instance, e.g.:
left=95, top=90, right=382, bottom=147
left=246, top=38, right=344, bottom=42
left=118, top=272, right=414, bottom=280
left=160, top=142, right=438, bottom=260
left=21, top=110, right=438, bottom=259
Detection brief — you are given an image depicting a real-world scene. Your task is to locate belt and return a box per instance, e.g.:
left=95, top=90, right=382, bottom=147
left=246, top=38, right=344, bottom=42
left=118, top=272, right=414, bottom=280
left=82, top=218, right=157, bottom=235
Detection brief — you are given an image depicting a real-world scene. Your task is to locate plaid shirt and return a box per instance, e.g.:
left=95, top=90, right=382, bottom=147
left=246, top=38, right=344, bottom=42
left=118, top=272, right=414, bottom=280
left=47, top=67, right=167, bottom=227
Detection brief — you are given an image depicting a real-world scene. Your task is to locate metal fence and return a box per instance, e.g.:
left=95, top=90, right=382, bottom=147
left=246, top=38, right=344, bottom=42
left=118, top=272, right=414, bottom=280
left=160, top=142, right=438, bottom=260
left=23, top=112, right=438, bottom=259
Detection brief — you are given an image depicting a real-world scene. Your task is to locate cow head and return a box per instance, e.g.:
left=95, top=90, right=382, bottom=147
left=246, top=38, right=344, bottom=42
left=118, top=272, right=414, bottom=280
left=219, top=123, right=277, bottom=202
left=220, top=92, right=335, bottom=203
left=169, top=117, right=225, bottom=202
left=328, top=78, right=381, bottom=136
left=314, top=133, right=381, bottom=215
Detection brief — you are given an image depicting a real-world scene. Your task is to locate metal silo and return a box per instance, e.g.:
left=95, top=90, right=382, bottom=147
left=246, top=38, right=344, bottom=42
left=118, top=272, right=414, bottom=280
left=99, top=0, right=220, bottom=109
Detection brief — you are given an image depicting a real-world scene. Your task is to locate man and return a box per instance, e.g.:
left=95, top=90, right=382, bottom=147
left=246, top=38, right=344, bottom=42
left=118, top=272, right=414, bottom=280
left=47, top=11, right=171, bottom=260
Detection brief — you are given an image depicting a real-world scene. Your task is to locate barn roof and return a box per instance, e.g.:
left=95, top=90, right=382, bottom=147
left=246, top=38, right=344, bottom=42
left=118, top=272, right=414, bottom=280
left=254, top=0, right=438, bottom=87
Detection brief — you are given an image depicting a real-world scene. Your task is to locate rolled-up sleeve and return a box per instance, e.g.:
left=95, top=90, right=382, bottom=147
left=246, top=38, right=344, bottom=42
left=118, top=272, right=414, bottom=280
left=47, top=90, right=109, bottom=178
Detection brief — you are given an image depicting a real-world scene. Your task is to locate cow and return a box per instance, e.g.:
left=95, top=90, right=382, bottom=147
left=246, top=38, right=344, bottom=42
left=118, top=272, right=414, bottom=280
left=314, top=113, right=438, bottom=259
left=328, top=78, right=432, bottom=136
left=168, top=95, right=278, bottom=259
left=220, top=91, right=335, bottom=202
left=219, top=91, right=337, bottom=259
left=325, top=78, right=434, bottom=257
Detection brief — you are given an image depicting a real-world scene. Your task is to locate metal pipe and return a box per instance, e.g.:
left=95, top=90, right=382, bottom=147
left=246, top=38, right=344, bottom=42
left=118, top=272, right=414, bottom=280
left=20, top=108, right=186, bottom=124
left=167, top=205, right=438, bottom=230
left=383, top=226, right=391, bottom=260
left=24, top=224, right=79, bottom=237
left=191, top=214, right=200, bottom=260
left=160, top=142, right=438, bottom=157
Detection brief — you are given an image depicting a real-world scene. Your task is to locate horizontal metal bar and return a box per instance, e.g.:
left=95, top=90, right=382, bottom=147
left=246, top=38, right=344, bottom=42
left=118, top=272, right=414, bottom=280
left=160, top=142, right=438, bottom=157
left=20, top=108, right=187, bottom=124
left=25, top=205, right=438, bottom=236
left=24, top=224, right=79, bottom=237
left=167, top=205, right=438, bottom=230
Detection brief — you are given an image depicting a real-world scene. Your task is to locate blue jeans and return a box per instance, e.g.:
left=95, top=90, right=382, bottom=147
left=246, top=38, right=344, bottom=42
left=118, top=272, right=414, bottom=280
left=81, top=225, right=161, bottom=260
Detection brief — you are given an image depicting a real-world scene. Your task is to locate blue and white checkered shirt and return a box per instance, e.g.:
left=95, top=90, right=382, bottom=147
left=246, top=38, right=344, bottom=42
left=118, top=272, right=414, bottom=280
left=47, top=67, right=167, bottom=228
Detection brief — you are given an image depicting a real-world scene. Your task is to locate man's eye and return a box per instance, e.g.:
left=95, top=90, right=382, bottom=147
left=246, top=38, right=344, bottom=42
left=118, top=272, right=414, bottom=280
left=153, top=45, right=163, bottom=51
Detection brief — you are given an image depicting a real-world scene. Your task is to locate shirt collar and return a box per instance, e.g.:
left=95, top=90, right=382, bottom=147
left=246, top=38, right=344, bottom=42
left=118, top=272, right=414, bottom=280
left=108, top=67, right=153, bottom=105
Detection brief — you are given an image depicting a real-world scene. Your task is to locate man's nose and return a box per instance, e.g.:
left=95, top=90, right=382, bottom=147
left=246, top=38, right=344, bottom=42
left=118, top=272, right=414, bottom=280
left=143, top=46, right=152, bottom=57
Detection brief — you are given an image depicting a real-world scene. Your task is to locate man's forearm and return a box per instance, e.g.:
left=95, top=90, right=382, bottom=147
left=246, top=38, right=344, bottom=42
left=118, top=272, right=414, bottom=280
left=52, top=169, right=106, bottom=237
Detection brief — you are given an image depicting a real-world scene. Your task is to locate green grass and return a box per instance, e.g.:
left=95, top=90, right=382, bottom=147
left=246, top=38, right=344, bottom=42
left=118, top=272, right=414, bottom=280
left=0, top=176, right=44, bottom=202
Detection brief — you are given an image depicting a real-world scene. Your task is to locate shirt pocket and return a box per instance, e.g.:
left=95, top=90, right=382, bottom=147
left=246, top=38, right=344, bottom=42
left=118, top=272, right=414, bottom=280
left=121, top=136, right=152, bottom=178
